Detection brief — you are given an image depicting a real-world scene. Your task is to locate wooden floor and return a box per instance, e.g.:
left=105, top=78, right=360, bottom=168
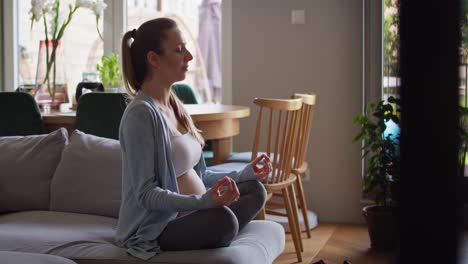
left=273, top=223, right=397, bottom=264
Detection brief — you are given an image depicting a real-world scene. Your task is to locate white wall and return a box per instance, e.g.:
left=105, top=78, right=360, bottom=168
left=231, top=0, right=364, bottom=223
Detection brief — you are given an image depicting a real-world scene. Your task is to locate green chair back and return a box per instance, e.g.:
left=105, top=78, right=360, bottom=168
left=0, top=92, right=46, bottom=136
left=75, top=92, right=127, bottom=140
left=171, top=83, right=199, bottom=104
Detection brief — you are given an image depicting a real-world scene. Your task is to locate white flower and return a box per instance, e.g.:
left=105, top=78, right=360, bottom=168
left=89, top=0, right=107, bottom=17
left=43, top=1, right=54, bottom=16
left=29, top=0, right=47, bottom=22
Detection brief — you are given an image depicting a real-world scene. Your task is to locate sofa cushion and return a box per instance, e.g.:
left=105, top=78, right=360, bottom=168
left=0, top=251, right=76, bottom=264
left=0, top=211, right=285, bottom=264
left=0, top=128, right=68, bottom=213
left=50, top=130, right=122, bottom=218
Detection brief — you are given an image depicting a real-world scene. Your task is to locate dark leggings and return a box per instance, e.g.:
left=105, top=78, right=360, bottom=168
left=158, top=180, right=267, bottom=251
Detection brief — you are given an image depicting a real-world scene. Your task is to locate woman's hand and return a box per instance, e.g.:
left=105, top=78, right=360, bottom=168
left=209, top=176, right=240, bottom=206
left=251, top=153, right=273, bottom=180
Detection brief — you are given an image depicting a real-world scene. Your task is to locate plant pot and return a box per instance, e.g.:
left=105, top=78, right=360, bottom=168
left=362, top=205, right=399, bottom=250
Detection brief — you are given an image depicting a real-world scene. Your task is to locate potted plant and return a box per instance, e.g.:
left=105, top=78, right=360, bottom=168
left=96, top=53, right=123, bottom=92
left=353, top=96, right=400, bottom=250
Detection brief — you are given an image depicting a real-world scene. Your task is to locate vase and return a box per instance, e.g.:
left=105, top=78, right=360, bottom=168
left=34, top=40, right=69, bottom=110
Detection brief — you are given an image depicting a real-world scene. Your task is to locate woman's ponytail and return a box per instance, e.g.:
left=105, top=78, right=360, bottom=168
left=121, top=30, right=138, bottom=98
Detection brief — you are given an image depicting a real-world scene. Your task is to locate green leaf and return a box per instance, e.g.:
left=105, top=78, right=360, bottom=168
left=96, top=53, right=123, bottom=88
left=353, top=96, right=401, bottom=205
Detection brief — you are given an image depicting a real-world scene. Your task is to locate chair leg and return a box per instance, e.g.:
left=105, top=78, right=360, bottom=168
left=256, top=207, right=266, bottom=220
left=283, top=188, right=302, bottom=262
left=288, top=184, right=304, bottom=252
left=255, top=191, right=273, bottom=220
left=296, top=175, right=312, bottom=238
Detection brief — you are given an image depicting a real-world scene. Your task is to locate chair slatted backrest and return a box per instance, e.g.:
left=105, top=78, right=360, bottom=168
left=75, top=92, right=127, bottom=140
left=292, top=93, right=317, bottom=170
left=250, top=98, right=303, bottom=184
left=0, top=92, right=46, bottom=136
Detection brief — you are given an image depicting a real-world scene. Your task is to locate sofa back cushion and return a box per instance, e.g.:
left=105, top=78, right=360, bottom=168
left=50, top=130, right=122, bottom=218
left=0, top=128, right=68, bottom=212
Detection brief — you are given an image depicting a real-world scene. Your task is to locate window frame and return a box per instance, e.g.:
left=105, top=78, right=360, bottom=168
left=2, top=0, right=18, bottom=91
left=360, top=0, right=383, bottom=187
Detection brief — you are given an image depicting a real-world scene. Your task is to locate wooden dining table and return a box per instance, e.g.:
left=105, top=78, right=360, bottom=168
left=41, top=104, right=250, bottom=164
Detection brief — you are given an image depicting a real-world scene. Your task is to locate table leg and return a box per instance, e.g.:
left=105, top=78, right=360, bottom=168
left=211, top=138, right=232, bottom=165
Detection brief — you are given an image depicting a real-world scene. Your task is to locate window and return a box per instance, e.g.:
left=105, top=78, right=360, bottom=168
left=382, top=0, right=399, bottom=100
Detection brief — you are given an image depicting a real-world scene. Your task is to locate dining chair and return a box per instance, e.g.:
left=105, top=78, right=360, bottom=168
left=289, top=93, right=317, bottom=238
left=75, top=81, right=104, bottom=102
left=222, top=93, right=318, bottom=238
left=208, top=97, right=304, bottom=262
left=171, top=83, right=214, bottom=166
left=0, top=92, right=46, bottom=136
left=263, top=93, right=318, bottom=239
left=75, top=92, right=127, bottom=140
left=171, top=83, right=199, bottom=104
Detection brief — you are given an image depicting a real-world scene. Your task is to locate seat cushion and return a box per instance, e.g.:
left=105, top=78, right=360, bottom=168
left=265, top=208, right=318, bottom=233
left=207, top=162, right=248, bottom=173
left=0, top=211, right=285, bottom=264
left=226, top=152, right=254, bottom=163
left=227, top=152, right=277, bottom=164
left=207, top=162, right=283, bottom=184
left=0, top=251, right=76, bottom=264
left=50, top=130, right=122, bottom=218
left=0, top=128, right=68, bottom=213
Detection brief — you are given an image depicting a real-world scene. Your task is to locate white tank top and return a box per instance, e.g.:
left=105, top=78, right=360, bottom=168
left=170, top=132, right=202, bottom=177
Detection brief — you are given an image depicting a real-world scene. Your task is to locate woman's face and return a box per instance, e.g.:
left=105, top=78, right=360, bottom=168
left=157, top=27, right=193, bottom=83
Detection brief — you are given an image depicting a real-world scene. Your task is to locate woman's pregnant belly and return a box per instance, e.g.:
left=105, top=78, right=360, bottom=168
left=177, top=168, right=207, bottom=195
left=176, top=169, right=207, bottom=217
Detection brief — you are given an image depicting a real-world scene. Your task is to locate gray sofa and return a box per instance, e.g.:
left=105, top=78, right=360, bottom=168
left=0, top=128, right=285, bottom=264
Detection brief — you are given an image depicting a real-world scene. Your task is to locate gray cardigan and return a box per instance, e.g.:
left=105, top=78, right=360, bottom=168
left=115, top=91, right=255, bottom=260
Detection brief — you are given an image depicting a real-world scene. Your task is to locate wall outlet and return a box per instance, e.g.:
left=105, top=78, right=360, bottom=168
left=302, top=168, right=311, bottom=181
left=291, top=9, right=306, bottom=25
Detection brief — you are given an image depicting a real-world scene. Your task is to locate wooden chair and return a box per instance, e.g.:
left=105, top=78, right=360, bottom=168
left=252, top=97, right=304, bottom=262
left=206, top=97, right=305, bottom=261
left=265, top=93, right=317, bottom=239
left=290, top=93, right=317, bottom=238
left=223, top=93, right=318, bottom=239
